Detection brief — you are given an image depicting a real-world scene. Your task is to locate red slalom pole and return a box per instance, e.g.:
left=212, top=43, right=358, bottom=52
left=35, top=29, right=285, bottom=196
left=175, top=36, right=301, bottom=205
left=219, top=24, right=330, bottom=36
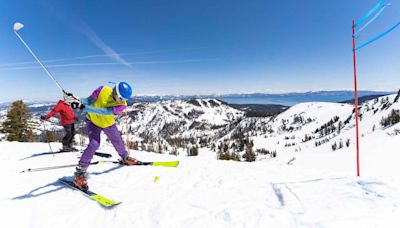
left=352, top=20, right=360, bottom=177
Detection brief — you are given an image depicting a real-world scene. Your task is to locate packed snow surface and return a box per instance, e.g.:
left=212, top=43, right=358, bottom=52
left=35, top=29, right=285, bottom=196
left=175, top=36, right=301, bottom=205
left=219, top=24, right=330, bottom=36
left=0, top=138, right=399, bottom=228
left=1, top=97, right=400, bottom=227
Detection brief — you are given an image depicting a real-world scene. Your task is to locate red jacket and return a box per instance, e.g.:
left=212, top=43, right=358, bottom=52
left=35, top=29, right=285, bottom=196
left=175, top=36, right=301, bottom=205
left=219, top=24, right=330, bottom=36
left=44, top=100, right=76, bottom=126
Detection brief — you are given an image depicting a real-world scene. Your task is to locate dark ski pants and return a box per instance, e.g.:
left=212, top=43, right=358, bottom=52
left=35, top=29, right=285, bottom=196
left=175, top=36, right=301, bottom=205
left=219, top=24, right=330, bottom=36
left=78, top=118, right=128, bottom=168
left=63, top=123, right=75, bottom=148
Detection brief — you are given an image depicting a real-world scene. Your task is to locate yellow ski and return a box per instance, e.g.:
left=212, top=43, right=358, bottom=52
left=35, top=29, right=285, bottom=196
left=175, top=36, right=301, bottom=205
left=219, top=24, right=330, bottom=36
left=59, top=178, right=121, bottom=208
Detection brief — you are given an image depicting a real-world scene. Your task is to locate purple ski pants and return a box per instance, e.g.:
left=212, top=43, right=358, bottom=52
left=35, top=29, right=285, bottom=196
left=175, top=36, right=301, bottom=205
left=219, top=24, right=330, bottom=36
left=78, top=118, right=128, bottom=167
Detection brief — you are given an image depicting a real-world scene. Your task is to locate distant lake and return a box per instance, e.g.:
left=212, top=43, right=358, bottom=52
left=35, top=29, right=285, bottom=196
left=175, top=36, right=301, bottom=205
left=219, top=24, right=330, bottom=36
left=220, top=97, right=298, bottom=106
left=218, top=91, right=391, bottom=106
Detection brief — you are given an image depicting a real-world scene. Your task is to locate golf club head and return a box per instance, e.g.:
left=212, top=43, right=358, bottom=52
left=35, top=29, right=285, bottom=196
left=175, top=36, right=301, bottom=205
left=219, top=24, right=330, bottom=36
left=13, top=22, right=24, bottom=32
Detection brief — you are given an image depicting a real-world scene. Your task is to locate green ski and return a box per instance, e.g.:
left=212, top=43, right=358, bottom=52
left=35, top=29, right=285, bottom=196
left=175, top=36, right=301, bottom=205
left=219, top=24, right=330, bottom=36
left=102, top=160, right=180, bottom=167
left=135, top=160, right=179, bottom=167
left=59, top=177, right=121, bottom=208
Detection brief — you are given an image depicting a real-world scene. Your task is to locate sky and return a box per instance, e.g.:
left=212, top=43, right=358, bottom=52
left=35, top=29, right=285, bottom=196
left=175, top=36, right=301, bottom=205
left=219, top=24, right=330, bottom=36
left=1, top=0, right=400, bottom=101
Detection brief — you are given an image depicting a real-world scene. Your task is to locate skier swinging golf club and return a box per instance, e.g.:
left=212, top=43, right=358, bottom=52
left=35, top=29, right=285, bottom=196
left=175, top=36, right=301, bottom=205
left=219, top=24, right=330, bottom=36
left=66, top=82, right=137, bottom=190
left=14, top=22, right=137, bottom=190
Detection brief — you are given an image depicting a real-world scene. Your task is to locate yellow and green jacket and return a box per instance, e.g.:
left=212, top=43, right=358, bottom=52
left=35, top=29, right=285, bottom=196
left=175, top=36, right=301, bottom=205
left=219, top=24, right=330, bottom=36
left=83, top=86, right=127, bottom=128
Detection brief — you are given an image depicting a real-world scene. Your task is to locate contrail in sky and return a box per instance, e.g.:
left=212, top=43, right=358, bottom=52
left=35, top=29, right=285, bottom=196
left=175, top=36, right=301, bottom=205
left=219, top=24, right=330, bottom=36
left=38, top=1, right=132, bottom=69
left=0, top=59, right=213, bottom=71
left=0, top=47, right=208, bottom=68
left=78, top=21, right=132, bottom=68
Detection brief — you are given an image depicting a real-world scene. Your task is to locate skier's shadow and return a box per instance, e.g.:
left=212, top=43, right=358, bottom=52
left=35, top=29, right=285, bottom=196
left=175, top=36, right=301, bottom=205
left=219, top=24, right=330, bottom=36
left=19, top=151, right=110, bottom=161
left=12, top=166, right=123, bottom=200
left=11, top=180, right=66, bottom=200
left=19, top=151, right=77, bottom=161
left=90, top=164, right=124, bottom=176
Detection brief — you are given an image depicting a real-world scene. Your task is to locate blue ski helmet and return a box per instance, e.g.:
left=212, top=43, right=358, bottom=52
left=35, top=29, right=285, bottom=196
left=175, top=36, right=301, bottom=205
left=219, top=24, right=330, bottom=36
left=115, top=81, right=132, bottom=100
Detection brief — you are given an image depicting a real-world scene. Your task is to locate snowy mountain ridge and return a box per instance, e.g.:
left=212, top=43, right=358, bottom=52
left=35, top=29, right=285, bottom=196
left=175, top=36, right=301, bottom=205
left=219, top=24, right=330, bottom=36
left=123, top=99, right=244, bottom=140
left=114, top=92, right=400, bottom=161
left=210, top=94, right=399, bottom=167
left=1, top=93, right=400, bottom=161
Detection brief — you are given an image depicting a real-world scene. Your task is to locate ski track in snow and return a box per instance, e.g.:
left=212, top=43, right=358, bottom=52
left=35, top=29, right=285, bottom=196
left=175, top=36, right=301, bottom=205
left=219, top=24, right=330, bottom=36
left=0, top=141, right=399, bottom=228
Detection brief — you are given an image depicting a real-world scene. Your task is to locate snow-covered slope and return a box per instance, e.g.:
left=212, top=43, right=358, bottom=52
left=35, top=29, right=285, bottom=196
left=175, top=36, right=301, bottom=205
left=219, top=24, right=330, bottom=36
left=2, top=94, right=400, bottom=227
left=121, top=99, right=245, bottom=142
left=210, top=93, right=392, bottom=153
left=1, top=136, right=400, bottom=227
left=241, top=102, right=354, bottom=153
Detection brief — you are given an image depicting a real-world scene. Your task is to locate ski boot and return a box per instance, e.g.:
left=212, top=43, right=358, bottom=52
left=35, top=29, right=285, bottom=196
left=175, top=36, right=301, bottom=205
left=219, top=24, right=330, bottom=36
left=60, top=145, right=73, bottom=152
left=120, top=156, right=139, bottom=165
left=73, top=166, right=88, bottom=192
left=69, top=146, right=79, bottom=152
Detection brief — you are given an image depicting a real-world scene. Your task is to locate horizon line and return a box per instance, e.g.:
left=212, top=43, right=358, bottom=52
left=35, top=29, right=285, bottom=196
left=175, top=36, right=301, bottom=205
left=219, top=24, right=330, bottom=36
left=0, top=89, right=395, bottom=104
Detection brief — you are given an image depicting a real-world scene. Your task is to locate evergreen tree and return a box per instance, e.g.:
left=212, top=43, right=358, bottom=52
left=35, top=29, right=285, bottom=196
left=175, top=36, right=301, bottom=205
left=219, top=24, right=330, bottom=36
left=43, top=130, right=57, bottom=142
left=380, top=109, right=400, bottom=127
left=218, top=151, right=240, bottom=161
left=346, top=139, right=351, bottom=147
left=1, top=100, right=35, bottom=142
left=157, top=141, right=163, bottom=153
left=170, top=146, right=178, bottom=156
left=394, top=89, right=400, bottom=103
left=130, top=141, right=139, bottom=150
left=331, top=142, right=337, bottom=151
left=337, top=121, right=343, bottom=134
left=243, top=141, right=256, bottom=162
left=187, top=145, right=199, bottom=156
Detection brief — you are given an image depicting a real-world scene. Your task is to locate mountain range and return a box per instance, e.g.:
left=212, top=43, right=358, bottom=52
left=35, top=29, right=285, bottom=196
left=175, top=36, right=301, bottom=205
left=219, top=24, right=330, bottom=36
left=1, top=90, right=399, bottom=160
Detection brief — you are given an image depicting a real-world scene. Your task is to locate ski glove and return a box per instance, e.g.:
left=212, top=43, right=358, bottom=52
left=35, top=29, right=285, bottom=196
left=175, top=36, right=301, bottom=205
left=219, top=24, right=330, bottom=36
left=40, top=115, right=46, bottom=120
left=71, top=101, right=84, bottom=110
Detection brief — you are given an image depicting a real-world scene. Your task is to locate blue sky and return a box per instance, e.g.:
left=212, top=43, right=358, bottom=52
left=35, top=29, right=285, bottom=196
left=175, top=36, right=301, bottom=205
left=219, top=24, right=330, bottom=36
left=1, top=0, right=400, bottom=101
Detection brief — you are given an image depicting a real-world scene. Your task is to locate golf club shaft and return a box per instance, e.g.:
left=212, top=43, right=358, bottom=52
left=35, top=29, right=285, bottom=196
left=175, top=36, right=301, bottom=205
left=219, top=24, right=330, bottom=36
left=14, top=30, right=65, bottom=93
